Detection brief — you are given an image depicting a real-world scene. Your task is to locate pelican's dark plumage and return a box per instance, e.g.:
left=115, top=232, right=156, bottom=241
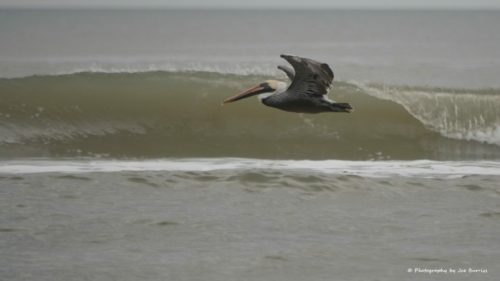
left=223, top=54, right=353, bottom=114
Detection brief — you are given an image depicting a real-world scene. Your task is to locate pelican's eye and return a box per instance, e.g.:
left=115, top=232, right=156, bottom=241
left=259, top=82, right=274, bottom=92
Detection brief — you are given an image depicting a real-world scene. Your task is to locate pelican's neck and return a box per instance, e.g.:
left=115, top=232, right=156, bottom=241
left=258, top=81, right=287, bottom=103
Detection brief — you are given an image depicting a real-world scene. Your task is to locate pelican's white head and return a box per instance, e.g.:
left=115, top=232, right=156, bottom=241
left=257, top=80, right=288, bottom=103
left=222, top=79, right=287, bottom=104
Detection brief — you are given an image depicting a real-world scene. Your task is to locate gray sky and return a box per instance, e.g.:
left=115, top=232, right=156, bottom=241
left=1, top=0, right=499, bottom=9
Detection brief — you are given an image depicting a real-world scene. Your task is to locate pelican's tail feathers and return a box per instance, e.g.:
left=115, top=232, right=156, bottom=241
left=330, top=103, right=354, bottom=113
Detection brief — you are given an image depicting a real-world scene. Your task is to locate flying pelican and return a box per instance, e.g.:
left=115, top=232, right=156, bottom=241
left=222, top=54, right=353, bottom=114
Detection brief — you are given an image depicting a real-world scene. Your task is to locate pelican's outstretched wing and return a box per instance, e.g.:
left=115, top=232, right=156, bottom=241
left=280, top=54, right=334, bottom=97
left=277, top=65, right=295, bottom=81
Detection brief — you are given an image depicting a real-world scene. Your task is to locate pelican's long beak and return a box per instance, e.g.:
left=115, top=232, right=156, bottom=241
left=222, top=83, right=270, bottom=104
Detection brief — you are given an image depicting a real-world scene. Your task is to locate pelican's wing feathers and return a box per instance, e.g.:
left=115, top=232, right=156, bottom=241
left=277, top=65, right=295, bottom=81
left=280, top=54, right=334, bottom=97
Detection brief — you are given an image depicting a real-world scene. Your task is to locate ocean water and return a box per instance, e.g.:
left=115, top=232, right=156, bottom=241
left=1, top=9, right=500, bottom=280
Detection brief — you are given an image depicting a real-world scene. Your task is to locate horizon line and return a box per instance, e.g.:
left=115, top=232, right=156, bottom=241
left=1, top=6, right=499, bottom=11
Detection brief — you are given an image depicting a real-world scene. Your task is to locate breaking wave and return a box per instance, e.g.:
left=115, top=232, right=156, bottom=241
left=2, top=158, right=500, bottom=178
left=360, top=83, right=500, bottom=146
left=1, top=71, right=499, bottom=160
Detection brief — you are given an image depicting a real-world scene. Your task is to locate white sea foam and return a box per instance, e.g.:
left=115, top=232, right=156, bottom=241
left=359, top=83, right=500, bottom=146
left=1, top=159, right=499, bottom=178
left=0, top=60, right=282, bottom=79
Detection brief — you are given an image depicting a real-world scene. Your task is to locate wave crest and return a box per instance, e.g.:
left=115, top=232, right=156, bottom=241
left=0, top=60, right=284, bottom=79
left=361, top=83, right=500, bottom=146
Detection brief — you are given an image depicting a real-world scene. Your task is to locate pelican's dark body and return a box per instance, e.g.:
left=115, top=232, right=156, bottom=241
left=223, top=54, right=353, bottom=114
left=262, top=92, right=350, bottom=114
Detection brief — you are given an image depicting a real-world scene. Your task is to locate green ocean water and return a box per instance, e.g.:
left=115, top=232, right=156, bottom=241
left=1, top=72, right=499, bottom=160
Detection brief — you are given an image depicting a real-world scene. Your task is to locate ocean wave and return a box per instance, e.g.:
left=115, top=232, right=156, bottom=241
left=1, top=71, right=500, bottom=160
left=1, top=158, right=500, bottom=178
left=58, top=64, right=281, bottom=77
left=360, top=83, right=500, bottom=146
left=0, top=60, right=283, bottom=79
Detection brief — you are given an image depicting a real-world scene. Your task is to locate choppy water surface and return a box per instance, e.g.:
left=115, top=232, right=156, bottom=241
left=1, top=163, right=500, bottom=281
left=1, top=9, right=500, bottom=281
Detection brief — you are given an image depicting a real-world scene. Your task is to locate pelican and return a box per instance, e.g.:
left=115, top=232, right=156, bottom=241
left=222, top=54, right=353, bottom=114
